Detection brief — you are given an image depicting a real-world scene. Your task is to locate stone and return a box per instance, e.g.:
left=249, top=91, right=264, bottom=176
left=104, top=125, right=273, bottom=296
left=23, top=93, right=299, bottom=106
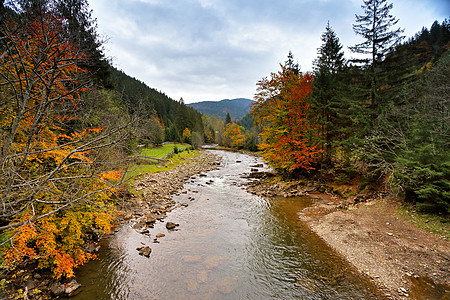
left=138, top=246, right=152, bottom=257
left=183, top=255, right=202, bottom=263
left=186, top=279, right=199, bottom=292
left=197, top=270, right=208, bottom=283
left=166, top=222, right=179, bottom=230
left=203, top=256, right=223, bottom=268
left=156, top=233, right=165, bottom=238
left=49, top=281, right=65, bottom=296
left=217, top=277, right=237, bottom=294
left=64, top=278, right=81, bottom=295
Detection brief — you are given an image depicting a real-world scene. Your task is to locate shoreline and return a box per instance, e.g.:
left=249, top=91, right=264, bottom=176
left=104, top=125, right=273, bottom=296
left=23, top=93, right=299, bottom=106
left=2, top=150, right=222, bottom=299
left=119, top=150, right=221, bottom=231
left=7, top=149, right=447, bottom=299
left=246, top=173, right=450, bottom=299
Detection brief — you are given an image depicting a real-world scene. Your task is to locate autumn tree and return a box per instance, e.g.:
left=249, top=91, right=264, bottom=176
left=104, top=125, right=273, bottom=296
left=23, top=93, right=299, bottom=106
left=182, top=127, right=192, bottom=144
left=350, top=0, right=404, bottom=107
left=0, top=2, right=129, bottom=278
left=252, top=55, right=322, bottom=173
left=223, top=123, right=244, bottom=148
left=138, top=115, right=164, bottom=146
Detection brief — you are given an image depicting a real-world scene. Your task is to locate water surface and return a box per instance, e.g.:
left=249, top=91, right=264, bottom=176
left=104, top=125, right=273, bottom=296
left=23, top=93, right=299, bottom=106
left=72, top=150, right=383, bottom=299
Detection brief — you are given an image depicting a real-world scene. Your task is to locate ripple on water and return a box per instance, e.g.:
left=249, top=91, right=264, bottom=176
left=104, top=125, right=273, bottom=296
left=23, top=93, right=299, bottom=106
left=72, top=150, right=384, bottom=300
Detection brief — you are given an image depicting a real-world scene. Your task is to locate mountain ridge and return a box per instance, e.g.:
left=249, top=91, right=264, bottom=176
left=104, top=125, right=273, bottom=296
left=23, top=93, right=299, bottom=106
left=187, top=98, right=253, bottom=121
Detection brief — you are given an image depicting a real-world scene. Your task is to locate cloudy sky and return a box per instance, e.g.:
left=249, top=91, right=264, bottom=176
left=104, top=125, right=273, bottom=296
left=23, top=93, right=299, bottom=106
left=89, top=0, right=449, bottom=103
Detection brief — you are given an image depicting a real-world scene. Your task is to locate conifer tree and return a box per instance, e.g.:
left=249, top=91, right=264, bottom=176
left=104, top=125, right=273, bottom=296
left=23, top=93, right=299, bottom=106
left=225, top=112, right=232, bottom=124
left=312, top=22, right=346, bottom=162
left=350, top=0, right=404, bottom=107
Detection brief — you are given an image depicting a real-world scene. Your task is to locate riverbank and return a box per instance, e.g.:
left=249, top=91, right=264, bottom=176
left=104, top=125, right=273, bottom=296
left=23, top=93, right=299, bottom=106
left=118, top=150, right=221, bottom=230
left=1, top=150, right=221, bottom=299
left=246, top=173, right=450, bottom=299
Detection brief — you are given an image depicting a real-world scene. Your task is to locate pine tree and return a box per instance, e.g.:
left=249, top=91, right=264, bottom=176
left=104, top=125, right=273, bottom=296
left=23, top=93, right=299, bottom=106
left=350, top=0, right=404, bottom=107
left=225, top=112, right=232, bottom=124
left=284, top=50, right=300, bottom=74
left=312, top=22, right=346, bottom=162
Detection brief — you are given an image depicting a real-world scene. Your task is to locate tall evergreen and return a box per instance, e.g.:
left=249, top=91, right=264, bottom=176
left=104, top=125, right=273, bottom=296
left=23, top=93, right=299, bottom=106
left=350, top=0, right=404, bottom=107
left=312, top=22, right=346, bottom=162
left=284, top=50, right=300, bottom=74
left=225, top=112, right=232, bottom=124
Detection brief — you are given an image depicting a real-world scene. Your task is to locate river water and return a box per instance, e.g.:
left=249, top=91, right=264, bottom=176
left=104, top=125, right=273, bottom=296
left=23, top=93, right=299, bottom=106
left=72, top=150, right=383, bottom=299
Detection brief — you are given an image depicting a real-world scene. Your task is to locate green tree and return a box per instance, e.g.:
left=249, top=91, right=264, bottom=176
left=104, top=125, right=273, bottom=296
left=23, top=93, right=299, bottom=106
left=225, top=112, right=232, bottom=124
left=312, top=22, right=346, bottom=163
left=55, top=0, right=111, bottom=87
left=391, top=56, right=450, bottom=213
left=350, top=0, right=404, bottom=107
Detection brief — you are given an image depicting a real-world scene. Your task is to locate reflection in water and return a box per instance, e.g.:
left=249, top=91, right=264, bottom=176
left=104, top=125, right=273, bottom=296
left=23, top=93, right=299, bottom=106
left=72, top=150, right=383, bottom=299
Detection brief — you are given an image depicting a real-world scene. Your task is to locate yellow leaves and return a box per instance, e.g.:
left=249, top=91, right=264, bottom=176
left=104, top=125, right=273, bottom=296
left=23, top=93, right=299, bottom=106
left=99, top=170, right=123, bottom=183
left=418, top=62, right=433, bottom=73
left=223, top=123, right=245, bottom=148
left=182, top=128, right=192, bottom=142
left=1, top=14, right=120, bottom=281
left=94, top=212, right=114, bottom=234
left=53, top=251, right=75, bottom=278
left=4, top=219, right=38, bottom=266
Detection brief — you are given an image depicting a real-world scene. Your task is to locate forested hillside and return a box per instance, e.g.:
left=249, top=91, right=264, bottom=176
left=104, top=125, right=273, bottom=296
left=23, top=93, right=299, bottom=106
left=0, top=0, right=205, bottom=284
left=187, top=98, right=253, bottom=121
left=251, top=16, right=449, bottom=213
left=0, top=0, right=448, bottom=296
left=109, top=67, right=205, bottom=145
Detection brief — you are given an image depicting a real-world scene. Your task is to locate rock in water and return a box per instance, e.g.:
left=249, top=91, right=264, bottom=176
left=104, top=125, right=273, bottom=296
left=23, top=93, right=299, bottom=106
left=138, top=246, right=152, bottom=257
left=64, top=278, right=81, bottom=295
left=166, top=222, right=179, bottom=230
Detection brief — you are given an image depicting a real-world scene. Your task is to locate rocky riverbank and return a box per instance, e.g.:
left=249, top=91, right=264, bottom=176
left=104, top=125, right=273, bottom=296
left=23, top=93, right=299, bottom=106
left=118, top=150, right=220, bottom=229
left=2, top=150, right=221, bottom=300
left=245, top=172, right=450, bottom=300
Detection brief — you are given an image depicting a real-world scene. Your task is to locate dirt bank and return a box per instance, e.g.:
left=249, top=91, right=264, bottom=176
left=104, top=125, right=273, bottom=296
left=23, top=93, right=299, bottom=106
left=246, top=174, right=450, bottom=300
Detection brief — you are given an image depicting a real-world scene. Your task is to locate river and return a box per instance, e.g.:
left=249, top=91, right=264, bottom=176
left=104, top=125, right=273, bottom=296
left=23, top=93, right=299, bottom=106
left=71, top=150, right=383, bottom=299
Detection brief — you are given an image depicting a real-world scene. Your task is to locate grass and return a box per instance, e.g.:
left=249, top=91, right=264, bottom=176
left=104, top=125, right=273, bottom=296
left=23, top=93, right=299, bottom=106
left=397, top=204, right=450, bottom=239
left=126, top=144, right=197, bottom=180
left=139, top=143, right=189, bottom=159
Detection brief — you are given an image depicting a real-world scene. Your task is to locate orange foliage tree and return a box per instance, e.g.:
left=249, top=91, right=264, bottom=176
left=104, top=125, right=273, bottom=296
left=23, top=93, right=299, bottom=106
left=0, top=9, right=125, bottom=278
left=223, top=123, right=245, bottom=148
left=252, top=64, right=322, bottom=172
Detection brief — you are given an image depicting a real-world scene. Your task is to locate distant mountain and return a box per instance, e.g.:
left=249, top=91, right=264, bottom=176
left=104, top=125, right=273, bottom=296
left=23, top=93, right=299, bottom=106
left=187, top=98, right=253, bottom=121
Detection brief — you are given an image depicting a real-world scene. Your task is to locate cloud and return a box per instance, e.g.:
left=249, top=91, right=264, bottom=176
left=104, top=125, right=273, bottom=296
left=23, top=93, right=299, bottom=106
left=90, top=0, right=448, bottom=103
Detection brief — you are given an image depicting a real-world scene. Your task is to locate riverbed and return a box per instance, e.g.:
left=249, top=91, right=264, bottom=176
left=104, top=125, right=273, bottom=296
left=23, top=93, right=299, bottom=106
left=71, top=150, right=383, bottom=299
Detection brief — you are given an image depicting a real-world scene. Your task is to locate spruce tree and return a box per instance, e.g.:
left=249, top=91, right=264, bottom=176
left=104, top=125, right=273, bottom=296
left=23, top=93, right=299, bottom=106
left=284, top=50, right=300, bottom=74
left=225, top=112, right=232, bottom=124
left=312, top=22, right=346, bottom=162
left=350, top=0, right=404, bottom=107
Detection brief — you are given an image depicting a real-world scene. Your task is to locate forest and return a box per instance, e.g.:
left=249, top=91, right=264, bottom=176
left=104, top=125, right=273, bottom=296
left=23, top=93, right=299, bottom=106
left=0, top=0, right=448, bottom=294
left=249, top=17, right=449, bottom=215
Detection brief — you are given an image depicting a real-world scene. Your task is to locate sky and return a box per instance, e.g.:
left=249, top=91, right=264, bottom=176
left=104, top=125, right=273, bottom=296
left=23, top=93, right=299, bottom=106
left=89, top=0, right=449, bottom=104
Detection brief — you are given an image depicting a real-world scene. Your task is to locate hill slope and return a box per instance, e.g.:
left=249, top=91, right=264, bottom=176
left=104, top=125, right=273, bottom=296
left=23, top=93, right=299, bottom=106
left=187, top=98, right=253, bottom=121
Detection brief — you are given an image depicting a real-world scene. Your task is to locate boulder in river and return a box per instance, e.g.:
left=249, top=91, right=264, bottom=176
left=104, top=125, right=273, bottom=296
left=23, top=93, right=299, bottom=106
left=166, top=222, right=179, bottom=230
left=137, top=246, right=152, bottom=257
left=50, top=278, right=81, bottom=296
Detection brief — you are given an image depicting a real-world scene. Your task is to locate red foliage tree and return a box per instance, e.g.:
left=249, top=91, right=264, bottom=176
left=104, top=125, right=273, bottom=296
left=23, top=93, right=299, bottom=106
left=252, top=64, right=322, bottom=172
